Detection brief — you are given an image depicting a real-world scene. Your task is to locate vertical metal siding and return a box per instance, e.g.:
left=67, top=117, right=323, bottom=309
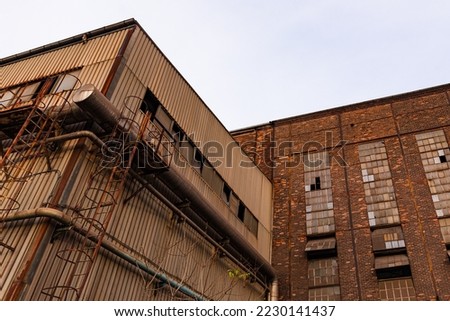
left=0, top=140, right=78, bottom=299
left=121, top=30, right=272, bottom=234
left=1, top=29, right=129, bottom=87
left=22, top=148, right=265, bottom=300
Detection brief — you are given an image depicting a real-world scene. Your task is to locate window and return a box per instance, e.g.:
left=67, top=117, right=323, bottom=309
left=359, top=141, right=400, bottom=227
left=237, top=201, right=258, bottom=236
left=308, top=258, right=339, bottom=288
left=372, top=226, right=406, bottom=252
left=307, top=258, right=341, bottom=301
left=222, top=183, right=231, bottom=204
left=374, top=254, right=411, bottom=279
left=238, top=202, right=245, bottom=221
left=18, top=82, right=41, bottom=103
left=244, top=211, right=258, bottom=236
left=304, top=152, right=335, bottom=236
left=310, top=176, right=321, bottom=191
left=379, top=278, right=416, bottom=301
left=52, top=70, right=81, bottom=93
left=0, top=87, right=20, bottom=108
left=194, top=148, right=204, bottom=172
left=308, top=286, right=340, bottom=301
left=305, top=237, right=337, bottom=258
left=439, top=218, right=450, bottom=244
left=140, top=88, right=160, bottom=115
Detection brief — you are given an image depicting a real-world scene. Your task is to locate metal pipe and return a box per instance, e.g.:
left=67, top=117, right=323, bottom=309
left=127, top=171, right=270, bottom=288
left=269, top=278, right=278, bottom=301
left=159, top=166, right=276, bottom=281
left=72, top=87, right=275, bottom=282
left=9, top=82, right=276, bottom=293
left=2, top=208, right=207, bottom=301
left=17, top=130, right=273, bottom=289
left=72, top=84, right=120, bottom=132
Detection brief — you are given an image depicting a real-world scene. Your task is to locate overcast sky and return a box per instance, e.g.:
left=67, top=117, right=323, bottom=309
left=2, top=0, right=450, bottom=130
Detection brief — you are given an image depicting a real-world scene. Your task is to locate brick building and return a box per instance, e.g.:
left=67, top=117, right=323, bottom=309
left=232, top=84, right=450, bottom=301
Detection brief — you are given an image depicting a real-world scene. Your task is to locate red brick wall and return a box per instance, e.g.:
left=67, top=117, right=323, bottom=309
left=232, top=85, right=450, bottom=300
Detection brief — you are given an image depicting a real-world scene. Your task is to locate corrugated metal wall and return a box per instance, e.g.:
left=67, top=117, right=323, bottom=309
left=22, top=141, right=265, bottom=300
left=1, top=25, right=272, bottom=259
left=1, top=23, right=272, bottom=300
left=1, top=30, right=129, bottom=88
left=0, top=140, right=78, bottom=299
left=110, top=28, right=272, bottom=246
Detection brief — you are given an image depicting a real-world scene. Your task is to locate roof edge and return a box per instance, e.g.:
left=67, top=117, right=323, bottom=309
left=231, top=82, right=450, bottom=132
left=0, top=18, right=139, bottom=66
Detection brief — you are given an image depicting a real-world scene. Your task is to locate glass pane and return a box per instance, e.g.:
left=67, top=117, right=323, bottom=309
left=52, top=70, right=81, bottom=93
left=19, top=82, right=41, bottom=102
left=0, top=87, right=19, bottom=108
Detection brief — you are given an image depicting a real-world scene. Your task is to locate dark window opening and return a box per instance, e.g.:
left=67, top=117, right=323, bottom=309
left=439, top=155, right=447, bottom=163
left=238, top=202, right=245, bottom=222
left=222, top=184, right=231, bottom=204
left=31, top=81, right=46, bottom=100
left=140, top=89, right=160, bottom=115
left=172, top=123, right=182, bottom=142
left=194, top=148, right=204, bottom=172
left=376, top=265, right=412, bottom=280
left=310, top=176, right=321, bottom=191
left=43, top=76, right=58, bottom=96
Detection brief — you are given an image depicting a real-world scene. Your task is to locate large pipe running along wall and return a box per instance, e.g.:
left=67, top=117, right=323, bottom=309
left=26, top=130, right=273, bottom=292
left=1, top=87, right=277, bottom=298
left=70, top=85, right=276, bottom=285
left=2, top=208, right=206, bottom=301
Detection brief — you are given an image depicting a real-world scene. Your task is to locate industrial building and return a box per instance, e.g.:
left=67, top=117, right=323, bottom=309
left=232, top=84, right=450, bottom=301
left=2, top=19, right=450, bottom=303
left=0, top=19, right=275, bottom=301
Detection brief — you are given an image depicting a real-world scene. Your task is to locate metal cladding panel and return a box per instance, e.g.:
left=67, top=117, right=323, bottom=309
left=108, top=65, right=146, bottom=112
left=0, top=141, right=77, bottom=300
left=1, top=29, right=129, bottom=87
left=122, top=29, right=272, bottom=231
left=78, top=60, right=117, bottom=90
left=22, top=163, right=265, bottom=300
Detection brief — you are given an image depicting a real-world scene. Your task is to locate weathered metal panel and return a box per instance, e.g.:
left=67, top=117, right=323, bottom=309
left=1, top=29, right=129, bottom=88
left=119, top=29, right=272, bottom=244
left=0, top=140, right=78, bottom=299
left=16, top=138, right=265, bottom=300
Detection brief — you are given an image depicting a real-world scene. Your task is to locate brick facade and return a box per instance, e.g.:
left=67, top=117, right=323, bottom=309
left=232, top=84, right=450, bottom=300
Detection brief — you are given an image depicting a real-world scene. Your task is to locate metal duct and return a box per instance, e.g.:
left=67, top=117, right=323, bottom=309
left=14, top=130, right=275, bottom=287
left=158, top=167, right=276, bottom=281
left=69, top=84, right=275, bottom=282
left=72, top=84, right=120, bottom=132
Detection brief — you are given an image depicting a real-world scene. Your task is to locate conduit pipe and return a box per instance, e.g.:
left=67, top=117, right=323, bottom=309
left=10, top=130, right=273, bottom=290
left=72, top=84, right=120, bottom=133
left=70, top=86, right=276, bottom=282
left=5, top=85, right=277, bottom=293
left=2, top=207, right=207, bottom=301
left=158, top=167, right=276, bottom=281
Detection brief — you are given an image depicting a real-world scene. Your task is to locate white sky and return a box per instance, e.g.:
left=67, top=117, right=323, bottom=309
left=2, top=0, right=450, bottom=130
